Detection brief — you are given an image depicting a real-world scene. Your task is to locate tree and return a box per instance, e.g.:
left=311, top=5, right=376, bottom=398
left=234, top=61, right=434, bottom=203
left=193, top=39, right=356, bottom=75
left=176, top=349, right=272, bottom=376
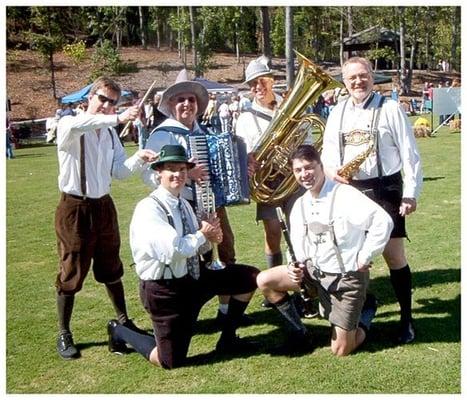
left=28, top=7, right=66, bottom=99
left=260, top=7, right=272, bottom=66
left=138, top=6, right=147, bottom=49
left=285, top=7, right=294, bottom=89
left=189, top=6, right=198, bottom=74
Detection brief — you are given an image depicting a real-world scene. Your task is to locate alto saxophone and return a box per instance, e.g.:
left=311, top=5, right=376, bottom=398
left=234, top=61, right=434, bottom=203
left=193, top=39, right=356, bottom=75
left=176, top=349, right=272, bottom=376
left=337, top=140, right=374, bottom=181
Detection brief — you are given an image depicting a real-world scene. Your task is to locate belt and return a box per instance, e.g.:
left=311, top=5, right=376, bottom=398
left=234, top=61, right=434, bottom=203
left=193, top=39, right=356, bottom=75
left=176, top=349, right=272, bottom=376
left=61, top=192, right=109, bottom=202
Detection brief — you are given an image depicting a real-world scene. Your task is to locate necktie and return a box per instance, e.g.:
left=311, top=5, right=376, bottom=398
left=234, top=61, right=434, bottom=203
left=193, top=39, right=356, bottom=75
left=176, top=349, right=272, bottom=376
left=178, top=199, right=200, bottom=280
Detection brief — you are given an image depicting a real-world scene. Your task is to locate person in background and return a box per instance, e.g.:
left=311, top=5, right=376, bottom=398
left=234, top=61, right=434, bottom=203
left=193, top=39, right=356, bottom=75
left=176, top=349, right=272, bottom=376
left=54, top=76, right=158, bottom=360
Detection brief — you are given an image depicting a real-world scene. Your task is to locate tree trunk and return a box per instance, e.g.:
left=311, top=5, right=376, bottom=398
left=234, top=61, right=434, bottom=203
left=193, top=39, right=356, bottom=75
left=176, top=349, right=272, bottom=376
left=346, top=6, right=353, bottom=58
left=339, top=8, right=344, bottom=65
left=398, top=7, right=408, bottom=95
left=49, top=50, right=57, bottom=99
left=177, top=7, right=182, bottom=59
left=261, top=7, right=272, bottom=67
left=189, top=6, right=198, bottom=75
left=450, top=7, right=460, bottom=71
left=139, top=6, right=147, bottom=49
left=285, top=7, right=294, bottom=89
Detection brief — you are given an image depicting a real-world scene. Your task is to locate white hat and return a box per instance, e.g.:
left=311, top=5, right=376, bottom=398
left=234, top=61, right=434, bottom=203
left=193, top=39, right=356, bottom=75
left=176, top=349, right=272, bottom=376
left=243, top=55, right=273, bottom=85
left=158, top=69, right=209, bottom=117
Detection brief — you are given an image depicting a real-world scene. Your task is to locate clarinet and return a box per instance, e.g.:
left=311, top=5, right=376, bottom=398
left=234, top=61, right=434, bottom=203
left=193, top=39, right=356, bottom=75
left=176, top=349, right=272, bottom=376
left=275, top=207, right=315, bottom=315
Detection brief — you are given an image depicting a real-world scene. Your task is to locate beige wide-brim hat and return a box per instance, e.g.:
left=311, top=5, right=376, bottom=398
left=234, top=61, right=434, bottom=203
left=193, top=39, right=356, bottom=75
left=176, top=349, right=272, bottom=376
left=158, top=69, right=209, bottom=117
left=243, top=55, right=273, bottom=85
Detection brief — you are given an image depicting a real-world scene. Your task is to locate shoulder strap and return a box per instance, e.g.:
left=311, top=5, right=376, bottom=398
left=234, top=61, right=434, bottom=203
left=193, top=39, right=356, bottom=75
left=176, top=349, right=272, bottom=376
left=373, top=95, right=386, bottom=178
left=328, top=184, right=346, bottom=274
left=149, top=194, right=176, bottom=278
left=150, top=194, right=175, bottom=228
left=248, top=108, right=273, bottom=122
left=80, top=135, right=86, bottom=197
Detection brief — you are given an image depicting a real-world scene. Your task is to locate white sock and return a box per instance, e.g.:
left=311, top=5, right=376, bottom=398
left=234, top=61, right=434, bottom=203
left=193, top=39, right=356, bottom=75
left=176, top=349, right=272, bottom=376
left=218, top=303, right=228, bottom=315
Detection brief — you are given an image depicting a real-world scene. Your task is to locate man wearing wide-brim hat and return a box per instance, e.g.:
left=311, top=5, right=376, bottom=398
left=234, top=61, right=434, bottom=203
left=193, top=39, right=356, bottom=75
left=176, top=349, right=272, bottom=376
left=141, top=69, right=250, bottom=325
left=109, top=144, right=259, bottom=368
left=236, top=56, right=300, bottom=305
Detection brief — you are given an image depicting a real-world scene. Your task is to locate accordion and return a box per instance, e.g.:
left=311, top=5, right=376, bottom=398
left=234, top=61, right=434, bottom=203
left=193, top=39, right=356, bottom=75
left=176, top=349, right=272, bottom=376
left=188, top=131, right=250, bottom=212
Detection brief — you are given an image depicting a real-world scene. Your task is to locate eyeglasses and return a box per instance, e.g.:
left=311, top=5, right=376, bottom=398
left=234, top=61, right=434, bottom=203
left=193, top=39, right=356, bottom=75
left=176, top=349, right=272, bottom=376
left=343, top=73, right=372, bottom=84
left=95, top=93, right=119, bottom=106
left=249, top=77, right=273, bottom=88
left=175, top=96, right=197, bottom=104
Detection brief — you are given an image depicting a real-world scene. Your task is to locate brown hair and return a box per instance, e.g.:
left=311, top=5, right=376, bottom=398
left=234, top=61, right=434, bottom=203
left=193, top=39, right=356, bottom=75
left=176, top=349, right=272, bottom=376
left=89, top=76, right=121, bottom=98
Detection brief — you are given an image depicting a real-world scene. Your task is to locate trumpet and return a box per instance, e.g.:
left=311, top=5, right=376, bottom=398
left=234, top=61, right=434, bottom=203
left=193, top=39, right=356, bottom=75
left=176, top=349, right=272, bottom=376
left=202, top=186, right=226, bottom=271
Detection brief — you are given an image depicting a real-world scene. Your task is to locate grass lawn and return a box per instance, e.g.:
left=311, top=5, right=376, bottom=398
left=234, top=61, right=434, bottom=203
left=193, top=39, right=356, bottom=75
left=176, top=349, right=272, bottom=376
left=5, top=124, right=460, bottom=394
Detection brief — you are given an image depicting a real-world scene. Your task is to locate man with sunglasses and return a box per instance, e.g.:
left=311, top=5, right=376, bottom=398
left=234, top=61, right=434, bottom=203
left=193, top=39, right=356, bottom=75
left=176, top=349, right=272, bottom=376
left=256, top=145, right=393, bottom=356
left=54, top=76, right=158, bottom=360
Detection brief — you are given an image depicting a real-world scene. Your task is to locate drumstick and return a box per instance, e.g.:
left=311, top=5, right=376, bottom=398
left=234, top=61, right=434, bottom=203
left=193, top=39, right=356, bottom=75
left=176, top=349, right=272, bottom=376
left=119, top=79, right=159, bottom=138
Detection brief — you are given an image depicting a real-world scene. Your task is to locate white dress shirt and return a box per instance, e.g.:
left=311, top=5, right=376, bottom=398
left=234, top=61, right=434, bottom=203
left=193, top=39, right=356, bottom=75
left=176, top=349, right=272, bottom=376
left=130, top=186, right=210, bottom=280
left=57, top=113, right=145, bottom=198
left=289, top=179, right=393, bottom=274
left=235, top=95, right=282, bottom=153
left=321, top=92, right=423, bottom=199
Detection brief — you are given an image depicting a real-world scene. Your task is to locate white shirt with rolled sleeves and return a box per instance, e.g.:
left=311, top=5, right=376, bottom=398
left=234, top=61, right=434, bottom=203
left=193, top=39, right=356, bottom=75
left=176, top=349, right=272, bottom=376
left=130, top=186, right=211, bottom=281
left=289, top=179, right=393, bottom=274
left=57, top=113, right=146, bottom=198
left=321, top=92, right=423, bottom=199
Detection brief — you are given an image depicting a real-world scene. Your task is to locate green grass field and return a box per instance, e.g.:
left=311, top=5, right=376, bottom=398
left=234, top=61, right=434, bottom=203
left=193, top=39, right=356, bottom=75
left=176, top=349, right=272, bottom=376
left=5, top=125, right=460, bottom=394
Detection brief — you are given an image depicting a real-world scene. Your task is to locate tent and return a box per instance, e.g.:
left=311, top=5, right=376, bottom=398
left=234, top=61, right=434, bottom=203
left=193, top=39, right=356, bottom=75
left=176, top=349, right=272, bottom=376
left=60, top=84, right=132, bottom=104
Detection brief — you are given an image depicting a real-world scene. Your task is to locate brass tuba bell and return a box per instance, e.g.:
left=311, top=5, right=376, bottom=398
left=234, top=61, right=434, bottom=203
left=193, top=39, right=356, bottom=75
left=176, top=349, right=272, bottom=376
left=250, top=51, right=343, bottom=204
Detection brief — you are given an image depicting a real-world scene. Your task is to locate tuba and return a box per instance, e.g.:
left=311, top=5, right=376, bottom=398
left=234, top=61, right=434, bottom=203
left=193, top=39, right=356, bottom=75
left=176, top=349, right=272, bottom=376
left=250, top=51, right=342, bottom=204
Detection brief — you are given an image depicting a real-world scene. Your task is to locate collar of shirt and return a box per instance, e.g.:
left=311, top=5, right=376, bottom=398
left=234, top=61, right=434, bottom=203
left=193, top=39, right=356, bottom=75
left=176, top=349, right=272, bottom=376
left=252, top=94, right=283, bottom=115
left=153, top=186, right=181, bottom=211
left=305, top=178, right=336, bottom=203
left=158, top=117, right=203, bottom=134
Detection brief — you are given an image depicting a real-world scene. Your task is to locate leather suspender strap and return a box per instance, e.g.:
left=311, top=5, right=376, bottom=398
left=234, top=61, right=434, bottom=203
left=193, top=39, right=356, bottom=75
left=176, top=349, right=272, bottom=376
left=150, top=194, right=176, bottom=279
left=373, top=95, right=386, bottom=178
left=80, top=135, right=86, bottom=198
left=79, top=129, right=116, bottom=198
left=248, top=108, right=273, bottom=122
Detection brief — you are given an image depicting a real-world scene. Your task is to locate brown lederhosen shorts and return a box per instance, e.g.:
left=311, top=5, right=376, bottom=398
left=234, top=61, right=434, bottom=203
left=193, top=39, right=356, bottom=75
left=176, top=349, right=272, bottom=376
left=350, top=171, right=406, bottom=238
left=302, top=261, right=369, bottom=331
left=55, top=193, right=123, bottom=295
left=139, top=262, right=259, bottom=369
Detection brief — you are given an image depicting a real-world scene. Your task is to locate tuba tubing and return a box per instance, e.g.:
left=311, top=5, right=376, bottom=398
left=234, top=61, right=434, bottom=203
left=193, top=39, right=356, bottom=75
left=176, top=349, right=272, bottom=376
left=250, top=51, right=342, bottom=204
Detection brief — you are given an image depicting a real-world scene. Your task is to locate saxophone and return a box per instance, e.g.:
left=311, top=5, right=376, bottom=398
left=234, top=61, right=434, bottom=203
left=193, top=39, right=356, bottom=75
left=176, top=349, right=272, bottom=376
left=250, top=51, right=343, bottom=204
left=337, top=140, right=374, bottom=180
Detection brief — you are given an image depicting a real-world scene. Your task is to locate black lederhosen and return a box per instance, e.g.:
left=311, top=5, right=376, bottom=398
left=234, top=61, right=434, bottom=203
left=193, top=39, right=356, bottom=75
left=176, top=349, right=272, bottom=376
left=350, top=171, right=406, bottom=238
left=139, top=262, right=259, bottom=369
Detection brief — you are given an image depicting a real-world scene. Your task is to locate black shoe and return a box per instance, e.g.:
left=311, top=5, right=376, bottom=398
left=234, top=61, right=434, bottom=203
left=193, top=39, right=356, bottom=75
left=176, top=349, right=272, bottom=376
left=56, top=332, right=80, bottom=360
left=107, top=320, right=129, bottom=355
left=215, top=311, right=255, bottom=328
left=215, top=334, right=258, bottom=354
left=293, top=293, right=319, bottom=319
left=398, top=319, right=415, bottom=344
left=359, top=293, right=378, bottom=333
left=270, top=330, right=314, bottom=356
left=121, top=319, right=148, bottom=336
left=261, top=298, right=274, bottom=308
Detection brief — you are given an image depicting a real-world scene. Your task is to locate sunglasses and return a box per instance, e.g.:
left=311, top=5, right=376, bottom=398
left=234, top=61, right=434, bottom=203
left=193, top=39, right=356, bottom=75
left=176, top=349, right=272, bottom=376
left=175, top=96, right=197, bottom=104
left=96, top=93, right=119, bottom=106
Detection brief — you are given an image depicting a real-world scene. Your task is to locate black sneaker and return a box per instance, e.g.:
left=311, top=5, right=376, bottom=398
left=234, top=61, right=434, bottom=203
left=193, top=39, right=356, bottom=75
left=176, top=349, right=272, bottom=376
left=398, top=319, right=415, bottom=344
left=121, top=319, right=148, bottom=336
left=56, top=332, right=80, bottom=360
left=107, top=320, right=129, bottom=355
left=359, top=293, right=378, bottom=333
left=270, top=330, right=314, bottom=356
